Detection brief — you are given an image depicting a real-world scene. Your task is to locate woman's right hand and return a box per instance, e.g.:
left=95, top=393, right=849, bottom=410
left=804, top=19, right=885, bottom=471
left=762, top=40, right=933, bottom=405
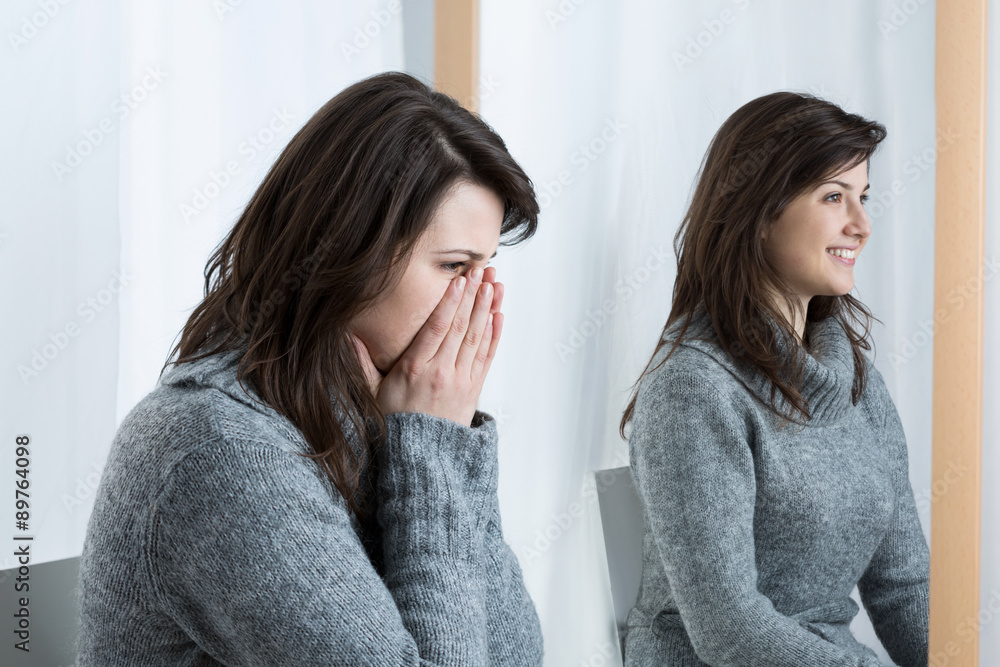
left=352, top=266, right=504, bottom=427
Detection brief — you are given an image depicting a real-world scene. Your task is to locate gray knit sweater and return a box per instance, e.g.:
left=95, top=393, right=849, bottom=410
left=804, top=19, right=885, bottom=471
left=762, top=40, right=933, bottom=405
left=623, top=306, right=930, bottom=666
left=77, top=347, right=543, bottom=665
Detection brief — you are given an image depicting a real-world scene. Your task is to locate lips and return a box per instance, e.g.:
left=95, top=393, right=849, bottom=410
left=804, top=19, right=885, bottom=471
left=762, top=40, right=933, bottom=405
left=827, top=252, right=855, bottom=266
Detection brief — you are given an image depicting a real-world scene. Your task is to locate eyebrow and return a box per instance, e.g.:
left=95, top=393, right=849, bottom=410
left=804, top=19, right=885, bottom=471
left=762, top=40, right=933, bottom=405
left=821, top=180, right=871, bottom=192
left=435, top=249, right=498, bottom=260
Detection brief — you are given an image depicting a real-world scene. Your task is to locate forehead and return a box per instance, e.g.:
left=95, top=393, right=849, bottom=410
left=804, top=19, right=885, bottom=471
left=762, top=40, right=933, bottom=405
left=419, top=182, right=504, bottom=254
left=822, top=160, right=869, bottom=182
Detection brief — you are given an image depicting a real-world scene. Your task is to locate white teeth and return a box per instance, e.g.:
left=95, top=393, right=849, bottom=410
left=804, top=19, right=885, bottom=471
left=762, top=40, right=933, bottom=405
left=826, top=248, right=856, bottom=259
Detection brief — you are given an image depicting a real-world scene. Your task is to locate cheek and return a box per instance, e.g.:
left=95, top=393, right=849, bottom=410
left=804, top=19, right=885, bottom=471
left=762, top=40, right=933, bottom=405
left=769, top=238, right=803, bottom=270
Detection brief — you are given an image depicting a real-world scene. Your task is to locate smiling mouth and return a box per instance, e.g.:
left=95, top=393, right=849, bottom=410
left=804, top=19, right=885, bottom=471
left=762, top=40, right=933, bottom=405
left=827, top=252, right=856, bottom=267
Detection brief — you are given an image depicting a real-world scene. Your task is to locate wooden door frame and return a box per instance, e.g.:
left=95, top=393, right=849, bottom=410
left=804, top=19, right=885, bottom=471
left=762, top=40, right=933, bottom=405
left=434, top=0, right=479, bottom=112
left=933, top=1, right=988, bottom=664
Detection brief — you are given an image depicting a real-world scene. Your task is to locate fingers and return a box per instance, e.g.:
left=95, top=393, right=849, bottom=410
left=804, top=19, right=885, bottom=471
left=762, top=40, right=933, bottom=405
left=490, top=280, right=504, bottom=314
left=480, top=268, right=503, bottom=371
left=482, top=266, right=503, bottom=314
left=398, top=265, right=499, bottom=383
left=437, top=266, right=485, bottom=365
left=455, top=277, right=493, bottom=373
left=349, top=333, right=382, bottom=396
left=401, top=274, right=466, bottom=366
left=479, top=311, right=503, bottom=379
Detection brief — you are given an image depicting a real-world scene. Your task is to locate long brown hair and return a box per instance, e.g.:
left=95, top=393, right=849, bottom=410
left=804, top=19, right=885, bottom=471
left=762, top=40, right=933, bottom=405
left=165, top=72, right=539, bottom=519
left=620, top=91, right=887, bottom=436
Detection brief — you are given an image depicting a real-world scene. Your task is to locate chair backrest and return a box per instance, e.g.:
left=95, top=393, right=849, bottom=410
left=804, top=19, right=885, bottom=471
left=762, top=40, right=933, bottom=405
left=593, top=466, right=645, bottom=648
left=1, top=555, right=81, bottom=665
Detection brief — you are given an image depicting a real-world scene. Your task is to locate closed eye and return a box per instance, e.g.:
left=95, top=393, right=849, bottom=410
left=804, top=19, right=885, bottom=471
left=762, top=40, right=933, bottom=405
left=441, top=262, right=466, bottom=272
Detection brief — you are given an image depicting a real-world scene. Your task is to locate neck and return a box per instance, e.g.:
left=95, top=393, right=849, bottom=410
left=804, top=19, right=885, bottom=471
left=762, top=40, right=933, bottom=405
left=765, top=290, right=810, bottom=346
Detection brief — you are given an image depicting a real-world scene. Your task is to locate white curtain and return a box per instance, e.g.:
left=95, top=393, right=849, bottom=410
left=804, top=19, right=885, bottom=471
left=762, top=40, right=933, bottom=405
left=1, top=0, right=404, bottom=567
left=2, top=0, right=123, bottom=568
left=478, top=1, right=936, bottom=664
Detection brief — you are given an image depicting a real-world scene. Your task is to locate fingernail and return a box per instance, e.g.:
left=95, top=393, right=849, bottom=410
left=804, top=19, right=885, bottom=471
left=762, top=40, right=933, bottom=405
left=471, top=267, right=483, bottom=281
left=456, top=276, right=466, bottom=290
left=480, top=282, right=492, bottom=297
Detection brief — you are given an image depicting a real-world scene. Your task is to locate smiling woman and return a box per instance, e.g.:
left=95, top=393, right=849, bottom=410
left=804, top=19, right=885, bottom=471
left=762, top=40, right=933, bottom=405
left=620, top=92, right=930, bottom=666
left=76, top=71, right=543, bottom=666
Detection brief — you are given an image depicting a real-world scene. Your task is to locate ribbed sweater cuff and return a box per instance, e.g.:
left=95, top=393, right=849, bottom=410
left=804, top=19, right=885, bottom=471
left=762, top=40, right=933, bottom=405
left=376, top=409, right=499, bottom=561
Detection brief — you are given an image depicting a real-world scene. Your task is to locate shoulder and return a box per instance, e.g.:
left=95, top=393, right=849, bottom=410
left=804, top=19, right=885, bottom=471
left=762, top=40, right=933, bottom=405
left=123, top=378, right=307, bottom=455
left=631, top=341, right=755, bottom=441
left=638, top=338, right=755, bottom=411
left=105, top=380, right=327, bottom=507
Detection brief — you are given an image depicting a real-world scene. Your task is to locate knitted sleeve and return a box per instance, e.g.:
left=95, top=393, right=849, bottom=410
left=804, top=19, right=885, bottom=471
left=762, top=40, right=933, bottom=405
left=147, top=408, right=535, bottom=665
left=377, top=409, right=543, bottom=665
left=629, top=369, right=887, bottom=666
left=480, top=486, right=545, bottom=664
left=856, top=367, right=930, bottom=666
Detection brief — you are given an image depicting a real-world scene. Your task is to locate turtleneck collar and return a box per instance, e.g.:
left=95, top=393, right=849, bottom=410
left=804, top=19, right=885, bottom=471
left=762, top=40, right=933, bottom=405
left=664, top=305, right=857, bottom=426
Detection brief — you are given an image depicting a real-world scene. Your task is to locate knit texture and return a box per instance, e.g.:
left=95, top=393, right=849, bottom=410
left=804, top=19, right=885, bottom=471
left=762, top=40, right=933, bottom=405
left=77, top=347, right=543, bottom=666
left=623, top=305, right=930, bottom=667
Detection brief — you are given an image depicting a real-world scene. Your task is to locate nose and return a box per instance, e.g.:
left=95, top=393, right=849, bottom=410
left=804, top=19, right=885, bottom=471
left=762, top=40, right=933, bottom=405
left=847, top=198, right=872, bottom=240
